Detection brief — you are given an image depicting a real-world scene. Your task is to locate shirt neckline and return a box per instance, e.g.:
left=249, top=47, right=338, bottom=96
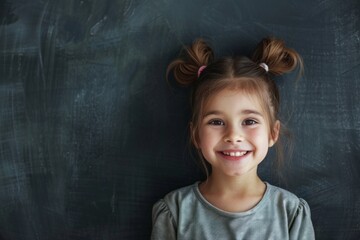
left=193, top=181, right=271, bottom=217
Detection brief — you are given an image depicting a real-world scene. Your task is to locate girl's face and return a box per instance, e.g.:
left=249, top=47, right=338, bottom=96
left=196, top=88, right=279, bottom=178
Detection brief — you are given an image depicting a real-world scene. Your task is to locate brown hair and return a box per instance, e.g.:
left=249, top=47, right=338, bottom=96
left=167, top=37, right=303, bottom=177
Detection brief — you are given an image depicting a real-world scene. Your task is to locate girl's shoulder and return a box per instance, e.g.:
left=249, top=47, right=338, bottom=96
left=266, top=182, right=314, bottom=237
left=152, top=182, right=199, bottom=224
left=165, top=182, right=198, bottom=199
left=266, top=182, right=306, bottom=204
left=267, top=182, right=297, bottom=197
left=156, top=182, right=199, bottom=208
left=266, top=182, right=311, bottom=218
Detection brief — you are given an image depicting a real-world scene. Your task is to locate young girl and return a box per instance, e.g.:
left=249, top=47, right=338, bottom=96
left=152, top=37, right=315, bottom=239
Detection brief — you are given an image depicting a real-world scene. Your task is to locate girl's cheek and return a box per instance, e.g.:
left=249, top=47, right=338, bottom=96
left=246, top=128, right=264, bottom=139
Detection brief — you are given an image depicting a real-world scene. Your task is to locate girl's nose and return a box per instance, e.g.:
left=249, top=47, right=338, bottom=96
left=223, top=126, right=244, bottom=143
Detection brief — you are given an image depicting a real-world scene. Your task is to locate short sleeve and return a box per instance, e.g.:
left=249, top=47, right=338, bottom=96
left=289, top=198, right=315, bottom=240
left=151, top=199, right=177, bottom=240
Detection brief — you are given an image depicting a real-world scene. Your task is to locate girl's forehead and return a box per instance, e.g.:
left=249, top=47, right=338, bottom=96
left=203, top=88, right=265, bottom=113
left=198, top=88, right=274, bottom=130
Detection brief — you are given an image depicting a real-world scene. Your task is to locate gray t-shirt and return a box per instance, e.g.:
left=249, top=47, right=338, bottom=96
left=151, top=182, right=315, bottom=240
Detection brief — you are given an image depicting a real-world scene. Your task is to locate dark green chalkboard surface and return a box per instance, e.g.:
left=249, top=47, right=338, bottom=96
left=0, top=0, right=359, bottom=239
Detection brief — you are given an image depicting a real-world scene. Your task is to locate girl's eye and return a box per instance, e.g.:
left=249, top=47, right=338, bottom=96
left=208, top=119, right=225, bottom=126
left=243, top=119, right=258, bottom=125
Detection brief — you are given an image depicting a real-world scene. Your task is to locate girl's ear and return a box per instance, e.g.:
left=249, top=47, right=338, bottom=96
left=190, top=122, right=200, bottom=148
left=269, top=120, right=280, bottom=147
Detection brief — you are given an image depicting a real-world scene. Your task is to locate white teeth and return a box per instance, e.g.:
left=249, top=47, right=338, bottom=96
left=223, top=151, right=247, bottom=156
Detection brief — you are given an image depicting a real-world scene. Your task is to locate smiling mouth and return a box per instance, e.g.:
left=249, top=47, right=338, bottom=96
left=221, top=151, right=249, bottom=157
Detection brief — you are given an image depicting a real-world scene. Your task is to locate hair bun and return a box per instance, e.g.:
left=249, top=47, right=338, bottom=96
left=252, top=37, right=303, bottom=76
left=167, top=39, right=214, bottom=86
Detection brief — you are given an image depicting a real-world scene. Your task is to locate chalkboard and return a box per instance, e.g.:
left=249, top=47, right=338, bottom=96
left=0, top=0, right=359, bottom=239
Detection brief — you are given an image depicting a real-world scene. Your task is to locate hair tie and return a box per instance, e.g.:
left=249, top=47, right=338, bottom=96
left=197, top=65, right=207, bottom=77
left=259, top=63, right=269, bottom=72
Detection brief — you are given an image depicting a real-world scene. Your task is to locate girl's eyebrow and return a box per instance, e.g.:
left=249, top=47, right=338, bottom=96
left=241, top=109, right=264, bottom=117
left=203, top=109, right=264, bottom=118
left=203, top=110, right=222, bottom=117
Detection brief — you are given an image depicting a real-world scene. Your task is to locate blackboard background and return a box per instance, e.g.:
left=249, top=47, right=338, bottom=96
left=0, top=0, right=359, bottom=239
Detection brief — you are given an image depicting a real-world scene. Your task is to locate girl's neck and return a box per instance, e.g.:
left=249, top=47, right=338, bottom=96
left=201, top=171, right=265, bottom=197
left=199, top=171, right=267, bottom=212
